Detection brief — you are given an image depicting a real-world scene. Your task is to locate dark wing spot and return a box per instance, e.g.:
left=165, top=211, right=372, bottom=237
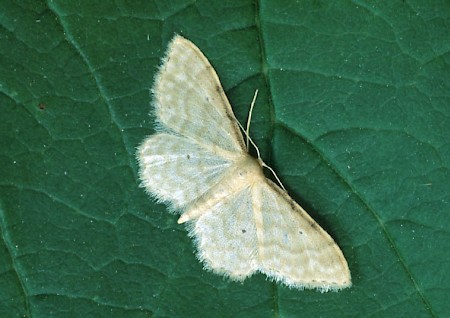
left=299, top=230, right=303, bottom=235
left=289, top=202, right=296, bottom=210
left=226, top=113, right=235, bottom=121
left=241, top=229, right=246, bottom=233
left=186, top=154, right=191, bottom=159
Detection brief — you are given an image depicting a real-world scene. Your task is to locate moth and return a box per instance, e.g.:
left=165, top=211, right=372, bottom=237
left=137, top=35, right=351, bottom=291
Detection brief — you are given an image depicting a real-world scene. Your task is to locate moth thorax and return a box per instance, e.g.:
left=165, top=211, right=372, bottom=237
left=234, top=154, right=264, bottom=183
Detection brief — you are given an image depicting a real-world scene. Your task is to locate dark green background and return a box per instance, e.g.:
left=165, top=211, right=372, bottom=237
left=1, top=1, right=449, bottom=317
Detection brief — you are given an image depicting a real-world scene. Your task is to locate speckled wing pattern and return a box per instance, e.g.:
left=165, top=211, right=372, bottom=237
left=137, top=35, right=351, bottom=291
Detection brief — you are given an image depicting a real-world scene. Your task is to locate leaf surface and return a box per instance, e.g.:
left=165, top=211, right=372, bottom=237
left=0, top=1, right=449, bottom=317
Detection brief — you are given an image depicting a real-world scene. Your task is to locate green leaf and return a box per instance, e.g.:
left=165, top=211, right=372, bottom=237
left=1, top=0, right=449, bottom=317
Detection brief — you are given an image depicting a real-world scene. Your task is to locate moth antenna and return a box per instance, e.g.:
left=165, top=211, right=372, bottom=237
left=238, top=90, right=287, bottom=192
left=261, top=161, right=286, bottom=192
left=246, top=89, right=259, bottom=150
